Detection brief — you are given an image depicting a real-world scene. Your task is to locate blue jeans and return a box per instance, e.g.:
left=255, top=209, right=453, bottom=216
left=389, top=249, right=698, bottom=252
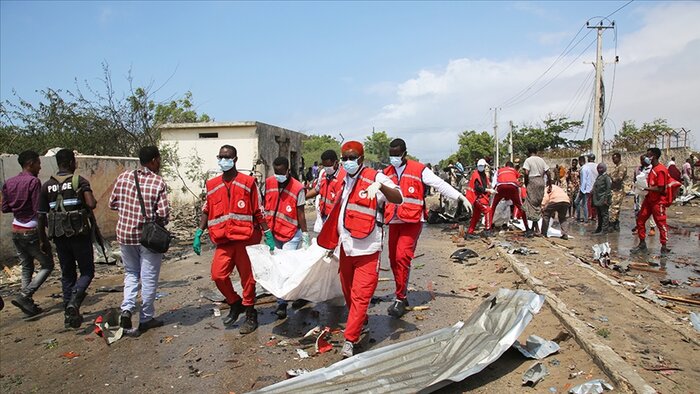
left=575, top=192, right=589, bottom=222
left=12, top=231, right=54, bottom=298
left=120, top=244, right=163, bottom=321
left=274, top=229, right=302, bottom=306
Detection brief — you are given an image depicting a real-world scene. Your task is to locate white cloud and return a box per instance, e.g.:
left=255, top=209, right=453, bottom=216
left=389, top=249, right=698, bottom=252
left=299, top=2, right=700, bottom=164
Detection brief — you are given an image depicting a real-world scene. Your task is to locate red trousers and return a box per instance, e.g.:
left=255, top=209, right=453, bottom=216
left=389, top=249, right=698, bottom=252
left=468, top=196, right=492, bottom=234
left=339, top=247, right=379, bottom=343
left=636, top=200, right=668, bottom=245
left=388, top=222, right=423, bottom=301
left=492, top=184, right=528, bottom=228
left=211, top=230, right=262, bottom=306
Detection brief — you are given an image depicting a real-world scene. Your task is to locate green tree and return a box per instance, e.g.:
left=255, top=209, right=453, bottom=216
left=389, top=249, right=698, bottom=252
left=611, top=119, right=672, bottom=152
left=511, top=116, right=583, bottom=158
left=0, top=63, right=209, bottom=156
left=301, top=134, right=341, bottom=167
left=364, top=130, right=392, bottom=164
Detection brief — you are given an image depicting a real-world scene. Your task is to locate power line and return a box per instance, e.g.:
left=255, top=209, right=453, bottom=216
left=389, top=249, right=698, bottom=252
left=564, top=70, right=595, bottom=118
left=497, top=22, right=590, bottom=108
left=606, top=0, right=634, bottom=18
left=504, top=36, right=597, bottom=109
left=602, top=24, right=618, bottom=129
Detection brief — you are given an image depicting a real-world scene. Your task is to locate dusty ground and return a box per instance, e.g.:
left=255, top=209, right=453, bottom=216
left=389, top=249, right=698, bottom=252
left=0, top=201, right=697, bottom=393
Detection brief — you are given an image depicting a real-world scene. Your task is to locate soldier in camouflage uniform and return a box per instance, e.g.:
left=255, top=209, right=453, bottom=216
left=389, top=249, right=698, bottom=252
left=609, top=152, right=628, bottom=231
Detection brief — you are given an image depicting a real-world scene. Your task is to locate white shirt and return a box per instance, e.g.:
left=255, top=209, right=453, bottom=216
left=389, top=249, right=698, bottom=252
left=337, top=167, right=400, bottom=256
left=522, top=156, right=549, bottom=177
left=389, top=164, right=462, bottom=224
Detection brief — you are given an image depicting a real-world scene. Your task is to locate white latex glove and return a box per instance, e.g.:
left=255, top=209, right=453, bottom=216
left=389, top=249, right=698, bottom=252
left=365, top=181, right=382, bottom=200
left=486, top=188, right=497, bottom=194
left=458, top=194, right=473, bottom=214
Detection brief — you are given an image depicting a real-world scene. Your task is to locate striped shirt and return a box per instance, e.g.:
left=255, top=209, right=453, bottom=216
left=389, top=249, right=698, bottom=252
left=109, top=167, right=170, bottom=245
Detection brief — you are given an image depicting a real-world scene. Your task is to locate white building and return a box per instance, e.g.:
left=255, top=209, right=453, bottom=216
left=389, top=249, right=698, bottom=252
left=159, top=121, right=306, bottom=204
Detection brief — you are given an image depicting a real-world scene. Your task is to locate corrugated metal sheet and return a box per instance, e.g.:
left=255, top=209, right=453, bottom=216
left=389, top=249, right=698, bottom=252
left=252, top=288, right=545, bottom=394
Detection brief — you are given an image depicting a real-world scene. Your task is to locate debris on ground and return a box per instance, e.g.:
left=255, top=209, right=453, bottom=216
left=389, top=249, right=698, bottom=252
left=250, top=289, right=544, bottom=393
left=315, top=328, right=333, bottom=354
left=199, top=289, right=226, bottom=303
left=286, top=369, right=310, bottom=378
left=508, top=247, right=538, bottom=255
left=568, top=379, right=613, bottom=394
left=637, top=289, right=668, bottom=307
left=41, top=338, right=58, bottom=349
left=295, top=349, right=309, bottom=359
left=522, top=362, right=547, bottom=387
left=94, top=309, right=124, bottom=345
left=611, top=260, right=630, bottom=273
left=154, top=292, right=169, bottom=300
left=450, top=248, right=479, bottom=264
left=95, top=286, right=124, bottom=293
left=513, top=335, right=560, bottom=359
left=690, top=312, right=700, bottom=333
left=656, top=293, right=700, bottom=306
left=61, top=351, right=80, bottom=359
left=591, top=243, right=611, bottom=268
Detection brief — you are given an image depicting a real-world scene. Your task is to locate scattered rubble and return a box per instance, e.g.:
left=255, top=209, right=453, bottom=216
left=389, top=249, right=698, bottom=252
left=513, top=335, right=560, bottom=359
left=522, top=362, right=547, bottom=387
left=568, top=379, right=613, bottom=394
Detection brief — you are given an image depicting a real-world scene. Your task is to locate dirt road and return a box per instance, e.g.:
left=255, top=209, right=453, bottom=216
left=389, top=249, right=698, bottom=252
left=1, top=202, right=698, bottom=393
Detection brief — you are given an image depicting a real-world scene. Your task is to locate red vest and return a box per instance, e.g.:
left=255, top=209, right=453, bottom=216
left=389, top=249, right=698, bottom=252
left=383, top=160, right=426, bottom=223
left=318, top=167, right=346, bottom=217
left=465, top=170, right=490, bottom=204
left=317, top=167, right=379, bottom=249
left=206, top=173, right=257, bottom=245
left=264, top=176, right=304, bottom=242
left=496, top=167, right=520, bottom=186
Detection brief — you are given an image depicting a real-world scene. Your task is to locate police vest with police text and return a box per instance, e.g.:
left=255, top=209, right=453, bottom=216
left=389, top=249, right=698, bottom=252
left=47, top=173, right=90, bottom=239
left=383, top=160, right=426, bottom=223
left=206, top=173, right=257, bottom=245
left=264, top=176, right=304, bottom=242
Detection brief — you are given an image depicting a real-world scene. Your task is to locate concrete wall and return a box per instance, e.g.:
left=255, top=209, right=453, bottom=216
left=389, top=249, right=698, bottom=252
left=1, top=154, right=139, bottom=265
left=160, top=122, right=259, bottom=204
left=543, top=147, right=693, bottom=176
left=256, top=122, right=306, bottom=180
left=159, top=121, right=306, bottom=205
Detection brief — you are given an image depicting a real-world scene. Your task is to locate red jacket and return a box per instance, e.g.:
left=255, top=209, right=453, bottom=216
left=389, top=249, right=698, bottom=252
left=465, top=170, right=490, bottom=204
left=496, top=167, right=520, bottom=186
left=383, top=160, right=426, bottom=223
left=265, top=176, right=304, bottom=242
left=318, top=167, right=346, bottom=217
left=206, top=173, right=257, bottom=245
left=318, top=167, right=379, bottom=249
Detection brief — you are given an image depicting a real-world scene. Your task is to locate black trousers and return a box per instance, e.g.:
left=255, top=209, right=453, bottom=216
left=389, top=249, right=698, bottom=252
left=54, top=234, right=95, bottom=305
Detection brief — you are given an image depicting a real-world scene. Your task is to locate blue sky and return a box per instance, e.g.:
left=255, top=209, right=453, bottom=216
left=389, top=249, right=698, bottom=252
left=2, top=1, right=698, bottom=163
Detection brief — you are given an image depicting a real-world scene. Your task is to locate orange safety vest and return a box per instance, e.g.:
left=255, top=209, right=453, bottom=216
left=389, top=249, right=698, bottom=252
left=317, top=166, right=379, bottom=249
left=206, top=173, right=257, bottom=245
left=383, top=160, right=426, bottom=223
left=496, top=167, right=520, bottom=186
left=318, top=167, right=346, bottom=217
left=465, top=170, right=490, bottom=204
left=264, top=176, right=304, bottom=242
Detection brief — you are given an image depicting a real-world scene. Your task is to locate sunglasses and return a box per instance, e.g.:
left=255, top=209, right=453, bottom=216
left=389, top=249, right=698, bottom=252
left=341, top=155, right=360, bottom=162
left=217, top=155, right=235, bottom=160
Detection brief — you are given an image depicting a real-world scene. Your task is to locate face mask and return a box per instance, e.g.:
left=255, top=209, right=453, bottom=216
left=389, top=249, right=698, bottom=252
left=643, top=157, right=651, bottom=165
left=324, top=166, right=336, bottom=175
left=218, top=158, right=235, bottom=172
left=343, top=159, right=360, bottom=175
left=275, top=174, right=288, bottom=183
left=477, top=165, right=485, bottom=172
left=389, top=156, right=403, bottom=168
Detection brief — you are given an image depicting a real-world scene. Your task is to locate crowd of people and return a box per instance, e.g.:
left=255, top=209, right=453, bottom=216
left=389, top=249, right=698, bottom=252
left=1, top=141, right=694, bottom=359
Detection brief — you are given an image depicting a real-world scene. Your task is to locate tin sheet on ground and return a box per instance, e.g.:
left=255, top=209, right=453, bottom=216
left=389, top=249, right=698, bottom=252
left=252, top=288, right=545, bottom=394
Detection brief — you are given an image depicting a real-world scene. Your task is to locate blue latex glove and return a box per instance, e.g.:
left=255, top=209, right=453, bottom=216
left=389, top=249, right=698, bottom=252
left=193, top=228, right=203, bottom=255
left=264, top=230, right=275, bottom=251
left=302, top=232, right=311, bottom=249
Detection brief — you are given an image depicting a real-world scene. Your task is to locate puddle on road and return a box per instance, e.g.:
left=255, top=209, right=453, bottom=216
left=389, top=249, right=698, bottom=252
left=569, top=214, right=699, bottom=283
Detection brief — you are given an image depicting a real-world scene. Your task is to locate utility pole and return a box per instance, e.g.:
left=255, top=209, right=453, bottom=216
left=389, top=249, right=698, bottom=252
left=509, top=120, right=514, bottom=163
left=491, top=107, right=501, bottom=168
left=588, top=20, right=614, bottom=162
